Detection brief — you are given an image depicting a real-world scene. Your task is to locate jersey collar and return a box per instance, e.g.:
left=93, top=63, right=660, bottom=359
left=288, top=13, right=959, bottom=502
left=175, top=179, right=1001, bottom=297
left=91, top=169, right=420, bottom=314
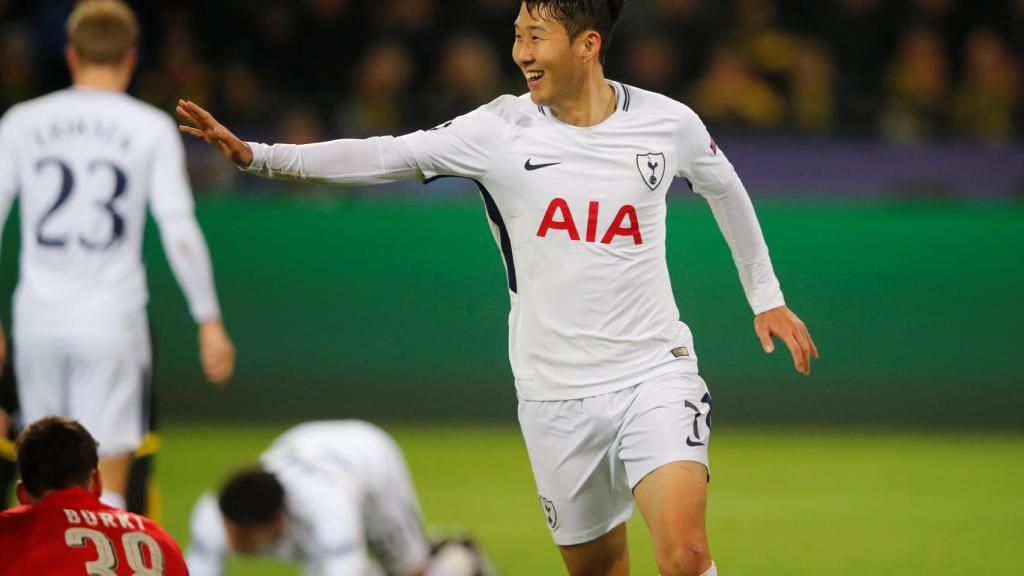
left=535, top=80, right=631, bottom=128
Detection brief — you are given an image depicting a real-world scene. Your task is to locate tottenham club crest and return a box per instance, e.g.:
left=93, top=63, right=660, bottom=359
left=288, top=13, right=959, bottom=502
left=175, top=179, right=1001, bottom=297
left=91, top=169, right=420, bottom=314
left=684, top=392, right=713, bottom=447
left=540, top=496, right=558, bottom=530
left=636, top=152, right=666, bottom=191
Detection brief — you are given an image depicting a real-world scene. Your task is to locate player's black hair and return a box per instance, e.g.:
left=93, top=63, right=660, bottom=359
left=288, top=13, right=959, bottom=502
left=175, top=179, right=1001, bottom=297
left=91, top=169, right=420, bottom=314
left=218, top=466, right=286, bottom=526
left=524, top=0, right=626, bottom=63
left=16, top=416, right=99, bottom=498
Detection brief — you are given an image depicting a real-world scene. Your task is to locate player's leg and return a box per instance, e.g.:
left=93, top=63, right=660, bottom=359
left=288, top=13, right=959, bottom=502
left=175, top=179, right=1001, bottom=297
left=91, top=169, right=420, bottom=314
left=97, top=453, right=133, bottom=507
left=633, top=462, right=712, bottom=576
left=13, top=333, right=67, bottom=431
left=361, top=427, right=497, bottom=576
left=68, top=311, right=150, bottom=509
left=0, top=361, right=20, bottom=506
left=0, top=437, right=15, bottom=506
left=557, top=522, right=630, bottom=576
left=126, top=428, right=161, bottom=518
left=619, top=373, right=715, bottom=576
left=126, top=357, right=159, bottom=519
left=361, top=427, right=433, bottom=576
left=518, top=394, right=635, bottom=576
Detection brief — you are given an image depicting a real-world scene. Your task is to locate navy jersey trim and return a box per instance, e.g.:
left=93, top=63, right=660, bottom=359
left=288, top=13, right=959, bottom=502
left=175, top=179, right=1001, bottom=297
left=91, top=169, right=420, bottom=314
left=538, top=105, right=547, bottom=116
left=620, top=82, right=631, bottom=111
left=421, top=176, right=518, bottom=294
left=474, top=180, right=518, bottom=294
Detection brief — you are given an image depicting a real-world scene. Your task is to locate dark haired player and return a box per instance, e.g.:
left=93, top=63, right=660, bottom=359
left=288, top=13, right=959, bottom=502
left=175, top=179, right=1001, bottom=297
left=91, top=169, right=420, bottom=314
left=178, top=2, right=818, bottom=574
left=0, top=416, right=187, bottom=575
left=186, top=421, right=492, bottom=576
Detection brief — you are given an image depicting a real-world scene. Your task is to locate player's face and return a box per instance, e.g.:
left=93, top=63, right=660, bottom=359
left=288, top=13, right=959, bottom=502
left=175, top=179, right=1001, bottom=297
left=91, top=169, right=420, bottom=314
left=225, top=516, right=285, bottom=554
left=513, top=3, right=585, bottom=107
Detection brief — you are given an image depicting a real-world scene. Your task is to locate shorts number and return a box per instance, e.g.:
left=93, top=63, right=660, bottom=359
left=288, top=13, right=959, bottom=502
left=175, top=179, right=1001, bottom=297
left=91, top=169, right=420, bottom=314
left=65, top=527, right=166, bottom=576
left=35, top=157, right=128, bottom=250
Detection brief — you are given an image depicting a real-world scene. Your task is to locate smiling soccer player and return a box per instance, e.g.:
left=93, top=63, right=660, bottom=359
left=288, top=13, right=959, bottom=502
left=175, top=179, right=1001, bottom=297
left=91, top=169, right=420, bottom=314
left=178, top=2, right=818, bottom=574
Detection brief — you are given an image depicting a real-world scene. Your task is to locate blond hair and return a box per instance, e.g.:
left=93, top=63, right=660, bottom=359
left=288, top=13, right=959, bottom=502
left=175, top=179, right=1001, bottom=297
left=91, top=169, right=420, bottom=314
left=66, top=0, right=139, bottom=65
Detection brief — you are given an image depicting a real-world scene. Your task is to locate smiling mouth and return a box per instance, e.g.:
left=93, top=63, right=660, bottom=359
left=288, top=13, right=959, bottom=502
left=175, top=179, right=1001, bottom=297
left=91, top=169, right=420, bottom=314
left=525, top=71, right=545, bottom=85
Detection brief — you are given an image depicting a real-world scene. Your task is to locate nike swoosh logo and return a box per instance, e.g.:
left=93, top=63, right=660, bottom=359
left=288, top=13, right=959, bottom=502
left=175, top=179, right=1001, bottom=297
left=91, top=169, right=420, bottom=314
left=525, top=158, right=562, bottom=171
left=686, top=437, right=705, bottom=447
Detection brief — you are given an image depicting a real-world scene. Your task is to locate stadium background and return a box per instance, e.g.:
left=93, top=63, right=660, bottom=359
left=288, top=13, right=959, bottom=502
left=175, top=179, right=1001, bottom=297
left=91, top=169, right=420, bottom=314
left=1, top=0, right=1022, bottom=574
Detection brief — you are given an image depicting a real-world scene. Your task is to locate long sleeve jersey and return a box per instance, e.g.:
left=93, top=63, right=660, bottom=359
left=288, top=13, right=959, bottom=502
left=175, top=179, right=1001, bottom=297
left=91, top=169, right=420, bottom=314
left=243, top=82, right=785, bottom=400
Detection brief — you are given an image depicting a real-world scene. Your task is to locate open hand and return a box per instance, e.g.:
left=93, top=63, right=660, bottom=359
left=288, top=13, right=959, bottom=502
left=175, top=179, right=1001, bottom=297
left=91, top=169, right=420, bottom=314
left=199, top=319, right=236, bottom=387
left=176, top=99, right=254, bottom=167
left=754, top=305, right=819, bottom=375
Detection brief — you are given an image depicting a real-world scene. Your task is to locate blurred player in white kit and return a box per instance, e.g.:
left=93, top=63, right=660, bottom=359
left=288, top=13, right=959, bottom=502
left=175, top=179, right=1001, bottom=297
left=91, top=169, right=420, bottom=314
left=186, top=420, right=493, bottom=576
left=178, top=1, right=818, bottom=574
left=0, top=0, right=235, bottom=510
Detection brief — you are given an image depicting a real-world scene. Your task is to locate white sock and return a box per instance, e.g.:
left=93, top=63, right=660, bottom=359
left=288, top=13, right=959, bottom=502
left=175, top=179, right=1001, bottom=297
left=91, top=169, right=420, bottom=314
left=99, top=490, right=126, bottom=510
left=700, top=561, right=718, bottom=576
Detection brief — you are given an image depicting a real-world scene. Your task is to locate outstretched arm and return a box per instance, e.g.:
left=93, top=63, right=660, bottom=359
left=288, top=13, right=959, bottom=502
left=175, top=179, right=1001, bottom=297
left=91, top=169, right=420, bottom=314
left=176, top=100, right=422, bottom=185
left=177, top=99, right=503, bottom=186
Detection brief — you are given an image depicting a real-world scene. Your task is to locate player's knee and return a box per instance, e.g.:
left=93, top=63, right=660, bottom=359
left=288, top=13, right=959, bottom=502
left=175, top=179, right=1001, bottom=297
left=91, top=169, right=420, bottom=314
left=655, top=538, right=710, bottom=576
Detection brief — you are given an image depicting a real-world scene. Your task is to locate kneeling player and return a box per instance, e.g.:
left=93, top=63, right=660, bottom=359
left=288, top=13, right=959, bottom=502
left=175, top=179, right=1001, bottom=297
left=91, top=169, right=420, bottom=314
left=0, top=416, right=187, bottom=575
left=186, top=420, right=493, bottom=576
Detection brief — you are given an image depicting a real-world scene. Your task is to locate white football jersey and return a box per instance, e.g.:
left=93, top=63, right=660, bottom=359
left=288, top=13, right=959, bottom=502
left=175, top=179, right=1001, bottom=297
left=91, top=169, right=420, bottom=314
left=397, top=83, right=784, bottom=400
left=245, top=81, right=785, bottom=401
left=0, top=87, right=220, bottom=336
left=186, top=421, right=427, bottom=576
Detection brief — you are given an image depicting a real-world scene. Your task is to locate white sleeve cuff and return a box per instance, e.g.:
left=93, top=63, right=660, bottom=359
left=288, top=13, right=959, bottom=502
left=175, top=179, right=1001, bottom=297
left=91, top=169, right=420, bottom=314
left=244, top=141, right=268, bottom=172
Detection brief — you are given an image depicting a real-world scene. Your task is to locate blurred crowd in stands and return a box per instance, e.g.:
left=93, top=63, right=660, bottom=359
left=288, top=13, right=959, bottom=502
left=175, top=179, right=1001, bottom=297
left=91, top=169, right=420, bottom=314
left=1, top=0, right=1022, bottom=146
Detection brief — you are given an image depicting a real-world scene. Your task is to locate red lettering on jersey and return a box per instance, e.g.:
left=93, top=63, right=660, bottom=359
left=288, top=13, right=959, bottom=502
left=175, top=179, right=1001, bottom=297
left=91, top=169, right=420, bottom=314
left=586, top=201, right=599, bottom=243
left=538, top=199, right=643, bottom=246
left=0, top=488, right=189, bottom=576
left=536, top=198, right=580, bottom=240
left=601, top=205, right=643, bottom=245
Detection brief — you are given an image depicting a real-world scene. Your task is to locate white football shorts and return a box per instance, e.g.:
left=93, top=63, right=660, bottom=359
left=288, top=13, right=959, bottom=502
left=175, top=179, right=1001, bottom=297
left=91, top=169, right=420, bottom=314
left=14, top=309, right=151, bottom=457
left=518, top=371, right=712, bottom=546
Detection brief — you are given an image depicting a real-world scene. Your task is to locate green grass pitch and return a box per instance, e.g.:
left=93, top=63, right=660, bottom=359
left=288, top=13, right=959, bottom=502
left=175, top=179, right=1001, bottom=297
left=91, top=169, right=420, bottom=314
left=154, top=424, right=1023, bottom=575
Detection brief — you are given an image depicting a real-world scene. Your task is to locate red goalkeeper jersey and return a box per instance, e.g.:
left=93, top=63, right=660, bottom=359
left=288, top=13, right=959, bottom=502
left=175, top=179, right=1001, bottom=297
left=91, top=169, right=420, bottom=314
left=0, top=487, right=188, bottom=575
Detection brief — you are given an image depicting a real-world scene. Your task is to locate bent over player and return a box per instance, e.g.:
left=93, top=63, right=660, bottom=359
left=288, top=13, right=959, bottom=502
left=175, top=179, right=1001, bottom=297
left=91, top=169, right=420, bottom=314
left=178, top=2, right=818, bottom=574
left=186, top=420, right=493, bottom=576
left=0, top=416, right=188, bottom=575
left=0, top=0, right=235, bottom=510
